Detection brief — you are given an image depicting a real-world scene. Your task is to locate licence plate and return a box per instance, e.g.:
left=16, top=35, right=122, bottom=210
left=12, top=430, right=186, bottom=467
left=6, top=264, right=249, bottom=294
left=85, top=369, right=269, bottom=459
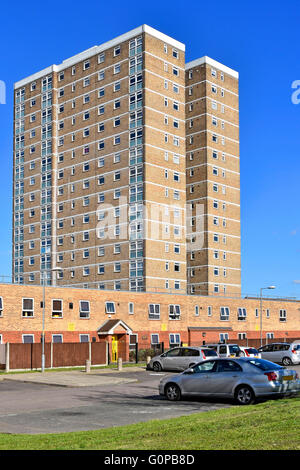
left=283, top=375, right=293, bottom=381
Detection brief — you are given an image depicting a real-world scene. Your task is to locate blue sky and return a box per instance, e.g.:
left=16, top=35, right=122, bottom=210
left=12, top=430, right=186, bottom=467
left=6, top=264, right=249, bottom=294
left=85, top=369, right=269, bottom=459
left=0, top=0, right=299, bottom=297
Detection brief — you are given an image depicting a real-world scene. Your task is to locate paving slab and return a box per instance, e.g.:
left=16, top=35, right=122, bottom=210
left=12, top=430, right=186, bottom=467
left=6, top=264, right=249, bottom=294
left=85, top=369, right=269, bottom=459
left=2, top=366, right=145, bottom=387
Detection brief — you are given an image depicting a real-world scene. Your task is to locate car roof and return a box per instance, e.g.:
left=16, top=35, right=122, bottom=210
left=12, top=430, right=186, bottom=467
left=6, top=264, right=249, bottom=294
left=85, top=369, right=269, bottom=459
left=267, top=342, right=291, bottom=345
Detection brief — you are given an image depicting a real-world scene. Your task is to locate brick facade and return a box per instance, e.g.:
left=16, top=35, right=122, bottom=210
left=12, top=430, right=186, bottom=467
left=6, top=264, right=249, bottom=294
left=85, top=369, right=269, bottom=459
left=0, top=284, right=299, bottom=348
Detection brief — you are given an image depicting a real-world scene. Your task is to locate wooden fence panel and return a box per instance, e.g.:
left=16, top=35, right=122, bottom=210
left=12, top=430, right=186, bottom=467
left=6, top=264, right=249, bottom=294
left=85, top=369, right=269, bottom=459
left=10, top=344, right=31, bottom=370
left=91, top=342, right=107, bottom=365
left=52, top=343, right=89, bottom=368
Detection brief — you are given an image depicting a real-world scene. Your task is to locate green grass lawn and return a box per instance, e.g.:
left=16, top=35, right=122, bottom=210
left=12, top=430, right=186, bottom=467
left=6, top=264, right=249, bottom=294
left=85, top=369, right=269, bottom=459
left=0, top=396, right=299, bottom=450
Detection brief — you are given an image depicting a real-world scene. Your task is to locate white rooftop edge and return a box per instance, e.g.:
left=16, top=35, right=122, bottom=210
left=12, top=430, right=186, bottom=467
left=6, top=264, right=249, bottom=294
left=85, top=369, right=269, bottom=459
left=185, top=56, right=239, bottom=79
left=14, top=25, right=186, bottom=89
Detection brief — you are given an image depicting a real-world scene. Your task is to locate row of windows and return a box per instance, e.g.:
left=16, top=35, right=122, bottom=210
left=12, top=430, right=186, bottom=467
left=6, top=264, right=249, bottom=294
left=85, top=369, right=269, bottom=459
left=8, top=332, right=179, bottom=346
left=4, top=331, right=278, bottom=347
left=0, top=298, right=287, bottom=322
left=18, top=36, right=181, bottom=98
left=187, top=67, right=225, bottom=81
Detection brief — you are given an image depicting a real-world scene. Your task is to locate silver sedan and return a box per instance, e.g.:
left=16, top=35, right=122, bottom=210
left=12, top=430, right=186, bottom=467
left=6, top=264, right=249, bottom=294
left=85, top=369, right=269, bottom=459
left=159, top=358, right=300, bottom=405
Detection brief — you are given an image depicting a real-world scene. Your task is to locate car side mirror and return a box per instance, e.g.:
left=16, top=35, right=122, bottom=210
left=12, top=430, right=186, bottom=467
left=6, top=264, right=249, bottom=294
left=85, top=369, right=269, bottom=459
left=184, top=368, right=194, bottom=375
left=161, top=353, right=166, bottom=358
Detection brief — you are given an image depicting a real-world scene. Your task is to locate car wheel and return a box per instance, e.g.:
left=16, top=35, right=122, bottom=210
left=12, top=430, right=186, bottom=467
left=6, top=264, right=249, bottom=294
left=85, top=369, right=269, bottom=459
left=153, top=361, right=162, bottom=372
left=282, top=357, right=292, bottom=366
left=235, top=385, right=255, bottom=405
left=165, top=383, right=181, bottom=401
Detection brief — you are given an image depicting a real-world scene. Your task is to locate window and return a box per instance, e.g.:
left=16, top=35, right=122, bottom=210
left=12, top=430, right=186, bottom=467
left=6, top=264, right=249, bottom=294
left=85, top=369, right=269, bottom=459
left=238, top=308, right=247, bottom=321
left=83, top=267, right=90, bottom=276
left=238, top=333, right=247, bottom=340
left=22, top=298, right=34, bottom=317
left=169, top=305, right=180, bottom=320
left=148, top=304, right=160, bottom=320
left=114, top=135, right=121, bottom=145
left=128, top=302, right=134, bottom=314
left=52, top=335, right=63, bottom=343
left=114, top=263, right=121, bottom=273
left=279, top=309, right=287, bottom=322
left=114, top=81, right=121, bottom=92
left=105, top=302, right=115, bottom=314
left=98, top=264, right=105, bottom=274
left=98, top=52, right=105, bottom=63
left=169, top=334, right=180, bottom=347
left=0, top=297, right=3, bottom=316
left=220, top=333, right=229, bottom=342
left=220, top=306, right=230, bottom=321
left=80, top=334, right=89, bottom=343
left=151, top=334, right=159, bottom=345
left=52, top=300, right=63, bottom=318
left=79, top=300, right=90, bottom=318
left=23, top=335, right=34, bottom=343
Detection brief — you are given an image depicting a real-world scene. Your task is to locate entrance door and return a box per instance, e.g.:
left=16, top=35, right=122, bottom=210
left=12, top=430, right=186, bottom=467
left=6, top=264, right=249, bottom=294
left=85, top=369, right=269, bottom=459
left=111, top=335, right=118, bottom=362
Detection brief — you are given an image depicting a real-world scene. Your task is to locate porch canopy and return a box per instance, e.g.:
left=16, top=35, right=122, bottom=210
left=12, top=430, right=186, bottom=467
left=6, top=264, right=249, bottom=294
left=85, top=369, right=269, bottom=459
left=97, top=319, right=133, bottom=336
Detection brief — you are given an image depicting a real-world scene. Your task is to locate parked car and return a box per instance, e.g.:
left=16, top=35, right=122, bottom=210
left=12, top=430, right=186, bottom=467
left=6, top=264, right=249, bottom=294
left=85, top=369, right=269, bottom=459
left=206, top=343, right=243, bottom=358
left=147, top=346, right=218, bottom=372
left=239, top=346, right=261, bottom=358
left=159, top=357, right=300, bottom=405
left=258, top=343, right=300, bottom=365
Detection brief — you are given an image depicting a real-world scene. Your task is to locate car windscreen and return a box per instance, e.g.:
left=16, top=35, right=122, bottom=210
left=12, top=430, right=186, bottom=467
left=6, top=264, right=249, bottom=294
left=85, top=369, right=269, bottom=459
left=203, top=349, right=218, bottom=356
left=248, top=358, right=283, bottom=371
left=245, top=348, right=259, bottom=354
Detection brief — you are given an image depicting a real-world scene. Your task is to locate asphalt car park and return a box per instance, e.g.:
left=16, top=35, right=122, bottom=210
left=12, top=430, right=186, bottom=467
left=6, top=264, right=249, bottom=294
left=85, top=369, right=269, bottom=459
left=0, top=365, right=299, bottom=435
left=0, top=368, right=233, bottom=434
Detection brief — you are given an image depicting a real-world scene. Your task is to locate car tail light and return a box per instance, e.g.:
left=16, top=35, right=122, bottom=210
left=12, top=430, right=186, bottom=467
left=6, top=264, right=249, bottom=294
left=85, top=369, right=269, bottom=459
left=291, top=349, right=296, bottom=354
left=202, top=352, right=206, bottom=360
left=295, top=373, right=299, bottom=380
left=245, top=350, right=250, bottom=357
left=264, top=372, right=278, bottom=382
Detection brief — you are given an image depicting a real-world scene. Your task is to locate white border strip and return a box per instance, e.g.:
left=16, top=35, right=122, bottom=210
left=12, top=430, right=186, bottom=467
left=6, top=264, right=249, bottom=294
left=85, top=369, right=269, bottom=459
left=185, top=56, right=238, bottom=79
left=15, top=25, right=185, bottom=89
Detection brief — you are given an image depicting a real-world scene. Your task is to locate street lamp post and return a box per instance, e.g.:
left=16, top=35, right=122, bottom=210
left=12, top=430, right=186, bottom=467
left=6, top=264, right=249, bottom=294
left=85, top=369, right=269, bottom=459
left=260, top=286, right=276, bottom=347
left=41, top=267, right=62, bottom=373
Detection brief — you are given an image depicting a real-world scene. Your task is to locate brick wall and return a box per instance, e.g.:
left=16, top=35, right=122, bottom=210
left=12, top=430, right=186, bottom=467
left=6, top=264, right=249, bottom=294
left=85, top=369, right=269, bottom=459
left=0, top=284, right=299, bottom=348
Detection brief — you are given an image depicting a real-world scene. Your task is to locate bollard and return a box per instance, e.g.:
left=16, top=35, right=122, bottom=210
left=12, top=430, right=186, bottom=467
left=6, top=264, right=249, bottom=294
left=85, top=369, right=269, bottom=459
left=5, top=343, right=9, bottom=373
left=118, top=357, right=123, bottom=371
left=146, top=356, right=151, bottom=365
left=85, top=359, right=91, bottom=373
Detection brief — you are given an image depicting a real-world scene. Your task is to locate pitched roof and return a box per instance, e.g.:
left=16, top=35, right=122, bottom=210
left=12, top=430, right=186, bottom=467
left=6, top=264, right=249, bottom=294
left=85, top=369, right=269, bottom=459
left=97, top=319, right=133, bottom=335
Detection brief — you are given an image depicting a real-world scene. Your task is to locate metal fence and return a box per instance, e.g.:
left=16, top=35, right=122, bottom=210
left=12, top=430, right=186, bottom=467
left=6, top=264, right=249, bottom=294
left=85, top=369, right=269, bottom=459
left=129, top=342, right=165, bottom=363
left=128, top=338, right=300, bottom=362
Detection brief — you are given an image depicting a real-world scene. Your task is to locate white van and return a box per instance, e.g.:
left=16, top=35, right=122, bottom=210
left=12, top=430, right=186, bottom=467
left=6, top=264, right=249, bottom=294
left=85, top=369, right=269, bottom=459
left=206, top=343, right=243, bottom=358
